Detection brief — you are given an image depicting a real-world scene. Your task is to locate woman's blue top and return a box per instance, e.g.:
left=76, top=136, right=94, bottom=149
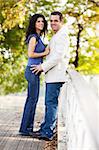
left=26, top=34, right=45, bottom=66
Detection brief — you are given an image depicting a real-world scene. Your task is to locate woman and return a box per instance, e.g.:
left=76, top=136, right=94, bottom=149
left=19, top=14, right=49, bottom=136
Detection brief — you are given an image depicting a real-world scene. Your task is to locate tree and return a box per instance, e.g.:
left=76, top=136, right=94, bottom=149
left=61, top=0, right=99, bottom=70
left=0, top=0, right=60, bottom=94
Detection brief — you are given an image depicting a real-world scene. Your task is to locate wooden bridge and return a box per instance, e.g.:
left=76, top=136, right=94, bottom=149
left=0, top=94, right=57, bottom=150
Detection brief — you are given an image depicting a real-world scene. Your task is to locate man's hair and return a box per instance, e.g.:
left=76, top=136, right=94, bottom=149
left=51, top=11, right=63, bottom=21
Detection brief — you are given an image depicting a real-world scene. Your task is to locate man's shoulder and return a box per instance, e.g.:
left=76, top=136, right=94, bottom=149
left=50, top=24, right=69, bottom=43
left=56, top=25, right=69, bottom=37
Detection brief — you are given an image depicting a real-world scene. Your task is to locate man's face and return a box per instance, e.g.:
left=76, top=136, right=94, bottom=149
left=50, top=15, right=62, bottom=32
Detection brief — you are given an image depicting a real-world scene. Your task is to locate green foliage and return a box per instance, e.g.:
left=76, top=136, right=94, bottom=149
left=0, top=46, right=27, bottom=95
left=77, top=50, right=99, bottom=74
left=0, top=0, right=99, bottom=94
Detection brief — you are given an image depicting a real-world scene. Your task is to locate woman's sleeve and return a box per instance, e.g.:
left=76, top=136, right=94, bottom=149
left=26, top=34, right=39, bottom=44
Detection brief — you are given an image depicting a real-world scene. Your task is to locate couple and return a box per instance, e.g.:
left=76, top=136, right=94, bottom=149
left=19, top=11, right=70, bottom=141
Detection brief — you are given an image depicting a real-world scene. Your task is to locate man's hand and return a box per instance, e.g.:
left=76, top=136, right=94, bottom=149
left=30, top=64, right=43, bottom=75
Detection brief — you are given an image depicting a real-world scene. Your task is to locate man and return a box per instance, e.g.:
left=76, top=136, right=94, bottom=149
left=31, top=11, right=70, bottom=141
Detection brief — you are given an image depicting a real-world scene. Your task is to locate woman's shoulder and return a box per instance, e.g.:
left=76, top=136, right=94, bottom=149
left=26, top=34, right=40, bottom=44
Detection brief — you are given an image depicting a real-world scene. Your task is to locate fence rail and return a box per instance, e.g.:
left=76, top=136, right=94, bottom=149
left=58, top=70, right=99, bottom=150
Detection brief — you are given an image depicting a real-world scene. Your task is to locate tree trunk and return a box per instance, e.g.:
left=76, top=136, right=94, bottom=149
left=73, top=24, right=83, bottom=68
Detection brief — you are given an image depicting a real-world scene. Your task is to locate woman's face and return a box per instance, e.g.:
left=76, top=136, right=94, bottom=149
left=35, top=17, right=44, bottom=31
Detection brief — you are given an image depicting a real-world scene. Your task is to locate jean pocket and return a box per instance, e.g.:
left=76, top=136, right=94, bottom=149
left=25, top=66, right=37, bottom=83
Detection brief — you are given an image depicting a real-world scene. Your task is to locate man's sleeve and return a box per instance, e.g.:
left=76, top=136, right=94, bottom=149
left=41, top=34, right=69, bottom=73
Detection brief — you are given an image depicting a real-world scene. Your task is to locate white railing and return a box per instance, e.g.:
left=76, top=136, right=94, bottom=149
left=58, top=70, right=99, bottom=150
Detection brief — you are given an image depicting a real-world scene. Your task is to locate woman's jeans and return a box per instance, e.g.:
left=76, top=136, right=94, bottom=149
left=19, top=66, right=40, bottom=133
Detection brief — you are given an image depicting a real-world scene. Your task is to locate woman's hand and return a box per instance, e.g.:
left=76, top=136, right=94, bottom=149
left=43, top=46, right=50, bottom=56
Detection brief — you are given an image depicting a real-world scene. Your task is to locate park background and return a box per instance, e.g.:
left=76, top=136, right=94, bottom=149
left=0, top=0, right=99, bottom=95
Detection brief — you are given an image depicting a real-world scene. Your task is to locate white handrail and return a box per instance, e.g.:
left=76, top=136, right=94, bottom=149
left=58, top=70, right=99, bottom=150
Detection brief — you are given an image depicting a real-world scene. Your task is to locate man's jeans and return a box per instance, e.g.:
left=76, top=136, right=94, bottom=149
left=40, top=82, right=64, bottom=138
left=19, top=66, right=40, bottom=133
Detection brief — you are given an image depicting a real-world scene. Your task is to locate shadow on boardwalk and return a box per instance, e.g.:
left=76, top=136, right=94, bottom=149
left=0, top=95, right=57, bottom=150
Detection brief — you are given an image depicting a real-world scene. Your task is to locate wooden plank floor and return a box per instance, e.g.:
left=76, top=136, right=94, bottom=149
left=0, top=95, right=45, bottom=150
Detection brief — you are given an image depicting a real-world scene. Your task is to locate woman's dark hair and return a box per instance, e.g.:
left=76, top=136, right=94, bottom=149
left=26, top=14, right=47, bottom=41
left=51, top=11, right=63, bottom=21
